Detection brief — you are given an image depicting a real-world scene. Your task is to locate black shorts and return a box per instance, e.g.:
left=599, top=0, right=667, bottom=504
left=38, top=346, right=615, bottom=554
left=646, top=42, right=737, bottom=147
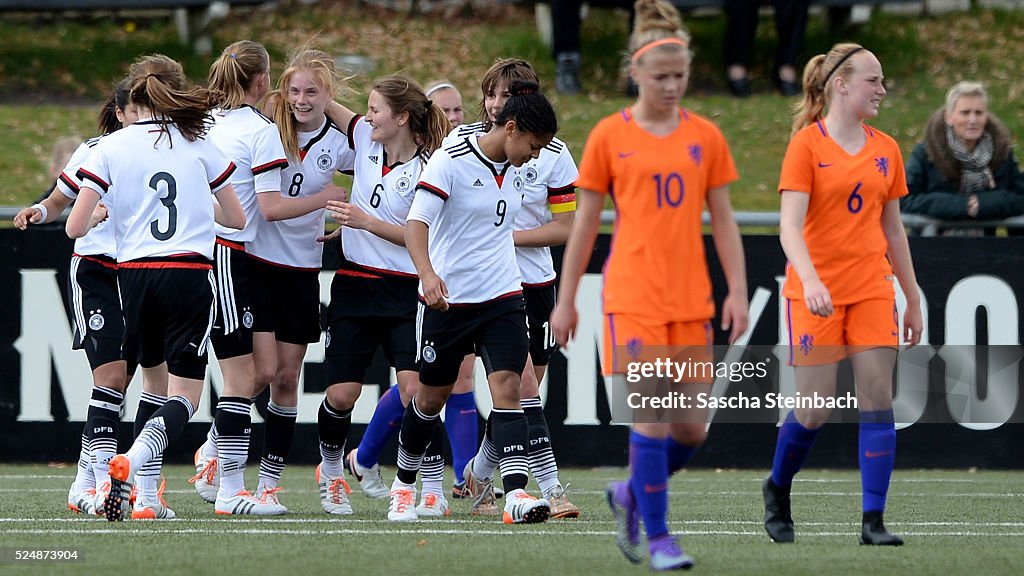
left=210, top=238, right=253, bottom=359
left=248, top=256, right=322, bottom=345
left=118, top=257, right=216, bottom=380
left=416, top=295, right=529, bottom=387
left=524, top=284, right=557, bottom=367
left=318, top=271, right=419, bottom=390
left=68, top=254, right=129, bottom=371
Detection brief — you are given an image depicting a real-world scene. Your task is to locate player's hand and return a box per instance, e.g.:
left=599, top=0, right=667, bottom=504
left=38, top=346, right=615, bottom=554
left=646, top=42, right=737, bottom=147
left=13, top=206, right=42, bottom=230
left=322, top=184, right=348, bottom=204
left=328, top=200, right=372, bottom=230
left=89, top=202, right=109, bottom=229
left=317, top=228, right=340, bottom=243
left=803, top=279, right=833, bottom=317
left=902, top=302, right=923, bottom=347
left=421, top=273, right=449, bottom=311
left=721, top=291, right=749, bottom=344
left=550, top=302, right=578, bottom=348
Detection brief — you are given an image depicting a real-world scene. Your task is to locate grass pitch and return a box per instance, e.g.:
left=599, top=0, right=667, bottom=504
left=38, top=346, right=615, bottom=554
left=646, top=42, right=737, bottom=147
left=0, top=465, right=1021, bottom=575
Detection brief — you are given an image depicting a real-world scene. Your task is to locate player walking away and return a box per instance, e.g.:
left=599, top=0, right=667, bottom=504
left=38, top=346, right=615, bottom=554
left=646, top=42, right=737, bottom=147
left=552, top=0, right=749, bottom=568
left=66, top=53, right=246, bottom=521
left=313, top=75, right=448, bottom=515
left=389, top=79, right=557, bottom=524
left=13, top=80, right=158, bottom=518
left=764, top=42, right=922, bottom=546
left=440, top=59, right=579, bottom=519
left=425, top=80, right=465, bottom=129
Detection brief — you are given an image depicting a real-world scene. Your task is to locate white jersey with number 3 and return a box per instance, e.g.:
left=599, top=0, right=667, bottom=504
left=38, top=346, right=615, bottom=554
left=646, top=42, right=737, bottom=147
left=407, top=134, right=524, bottom=304
left=77, top=121, right=235, bottom=262
left=246, top=118, right=355, bottom=269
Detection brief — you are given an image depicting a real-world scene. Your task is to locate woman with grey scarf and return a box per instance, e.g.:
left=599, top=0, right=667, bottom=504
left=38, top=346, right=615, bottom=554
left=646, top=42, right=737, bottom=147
left=902, top=81, right=1024, bottom=236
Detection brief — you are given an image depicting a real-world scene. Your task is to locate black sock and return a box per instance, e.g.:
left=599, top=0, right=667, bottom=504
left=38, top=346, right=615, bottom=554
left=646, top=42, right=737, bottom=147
left=491, top=407, right=529, bottom=494
left=396, top=396, right=439, bottom=485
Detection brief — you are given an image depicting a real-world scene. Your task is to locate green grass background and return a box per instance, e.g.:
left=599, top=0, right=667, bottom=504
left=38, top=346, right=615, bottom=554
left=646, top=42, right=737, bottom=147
left=1, top=4, right=1023, bottom=209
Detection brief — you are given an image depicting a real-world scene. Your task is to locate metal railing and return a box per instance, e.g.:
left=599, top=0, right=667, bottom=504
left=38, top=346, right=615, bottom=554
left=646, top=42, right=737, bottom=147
left=5, top=206, right=1023, bottom=237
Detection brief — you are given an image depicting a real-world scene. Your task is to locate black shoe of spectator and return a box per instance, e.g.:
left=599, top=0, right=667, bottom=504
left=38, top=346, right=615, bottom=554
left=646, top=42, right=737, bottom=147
left=728, top=76, right=751, bottom=98
left=555, top=52, right=582, bottom=95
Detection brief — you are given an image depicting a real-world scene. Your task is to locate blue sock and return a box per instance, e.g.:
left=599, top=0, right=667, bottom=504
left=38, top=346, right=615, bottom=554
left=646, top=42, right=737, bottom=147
left=357, top=385, right=405, bottom=469
left=665, top=436, right=698, bottom=475
left=629, top=430, right=669, bottom=541
left=444, top=391, right=478, bottom=484
left=770, top=411, right=820, bottom=488
left=859, top=410, right=896, bottom=513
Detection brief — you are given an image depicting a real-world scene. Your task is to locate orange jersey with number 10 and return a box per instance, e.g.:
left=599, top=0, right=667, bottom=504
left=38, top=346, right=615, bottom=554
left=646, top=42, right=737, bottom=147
left=576, top=108, right=738, bottom=321
left=779, top=121, right=908, bottom=305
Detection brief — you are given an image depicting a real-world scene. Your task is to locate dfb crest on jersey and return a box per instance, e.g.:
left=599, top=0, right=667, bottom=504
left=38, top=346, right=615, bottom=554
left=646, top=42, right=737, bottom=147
left=242, top=310, right=254, bottom=329
left=422, top=345, right=437, bottom=363
left=395, top=176, right=412, bottom=194
left=524, top=167, right=538, bottom=184
left=325, top=331, right=332, bottom=349
left=88, top=312, right=105, bottom=331
left=316, top=152, right=334, bottom=173
left=513, top=176, right=524, bottom=192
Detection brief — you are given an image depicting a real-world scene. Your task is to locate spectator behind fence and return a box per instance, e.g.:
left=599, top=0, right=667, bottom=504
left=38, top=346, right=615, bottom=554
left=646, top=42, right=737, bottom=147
left=551, top=0, right=635, bottom=95
left=901, top=81, right=1024, bottom=236
left=724, top=0, right=810, bottom=97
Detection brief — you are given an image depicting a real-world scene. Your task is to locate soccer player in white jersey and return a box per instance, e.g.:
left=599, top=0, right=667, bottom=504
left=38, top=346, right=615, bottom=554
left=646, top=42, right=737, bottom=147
left=310, top=75, right=449, bottom=515
left=65, top=54, right=246, bottom=521
left=191, top=41, right=331, bottom=516
left=389, top=79, right=557, bottom=524
left=244, top=48, right=356, bottom=511
left=12, top=80, right=172, bottom=518
left=436, top=59, right=581, bottom=519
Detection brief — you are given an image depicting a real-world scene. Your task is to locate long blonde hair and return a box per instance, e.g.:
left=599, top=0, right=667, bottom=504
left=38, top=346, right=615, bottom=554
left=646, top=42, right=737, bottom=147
left=269, top=48, right=342, bottom=161
left=127, top=54, right=215, bottom=144
left=791, top=43, right=866, bottom=136
left=372, top=75, right=450, bottom=160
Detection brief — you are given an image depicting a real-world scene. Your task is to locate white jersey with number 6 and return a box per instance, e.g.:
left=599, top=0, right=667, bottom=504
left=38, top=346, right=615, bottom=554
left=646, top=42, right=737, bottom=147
left=77, top=121, right=235, bottom=262
left=341, top=115, right=421, bottom=276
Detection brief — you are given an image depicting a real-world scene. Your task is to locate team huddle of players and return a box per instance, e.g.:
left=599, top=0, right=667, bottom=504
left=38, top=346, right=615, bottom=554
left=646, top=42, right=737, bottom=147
left=13, top=0, right=922, bottom=570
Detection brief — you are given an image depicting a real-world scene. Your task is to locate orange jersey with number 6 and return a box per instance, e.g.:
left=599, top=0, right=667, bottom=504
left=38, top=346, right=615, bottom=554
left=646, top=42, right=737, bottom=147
left=779, top=121, right=907, bottom=305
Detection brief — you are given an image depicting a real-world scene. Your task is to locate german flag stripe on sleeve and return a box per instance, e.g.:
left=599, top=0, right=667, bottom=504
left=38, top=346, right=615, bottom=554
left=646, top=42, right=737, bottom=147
left=252, top=158, right=288, bottom=175
left=210, top=162, right=237, bottom=190
left=76, top=168, right=109, bottom=192
left=417, top=182, right=449, bottom=200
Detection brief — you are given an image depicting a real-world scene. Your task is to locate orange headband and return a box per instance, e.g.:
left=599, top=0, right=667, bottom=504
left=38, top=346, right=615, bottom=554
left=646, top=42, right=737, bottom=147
left=631, top=38, right=689, bottom=64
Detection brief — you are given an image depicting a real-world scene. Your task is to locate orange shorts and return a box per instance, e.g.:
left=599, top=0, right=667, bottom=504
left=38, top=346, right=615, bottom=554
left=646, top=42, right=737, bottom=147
left=785, top=298, right=898, bottom=366
left=603, top=313, right=713, bottom=377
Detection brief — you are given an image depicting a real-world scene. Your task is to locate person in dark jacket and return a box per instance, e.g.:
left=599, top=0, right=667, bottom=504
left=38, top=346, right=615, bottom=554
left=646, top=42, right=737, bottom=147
left=902, top=81, right=1024, bottom=236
